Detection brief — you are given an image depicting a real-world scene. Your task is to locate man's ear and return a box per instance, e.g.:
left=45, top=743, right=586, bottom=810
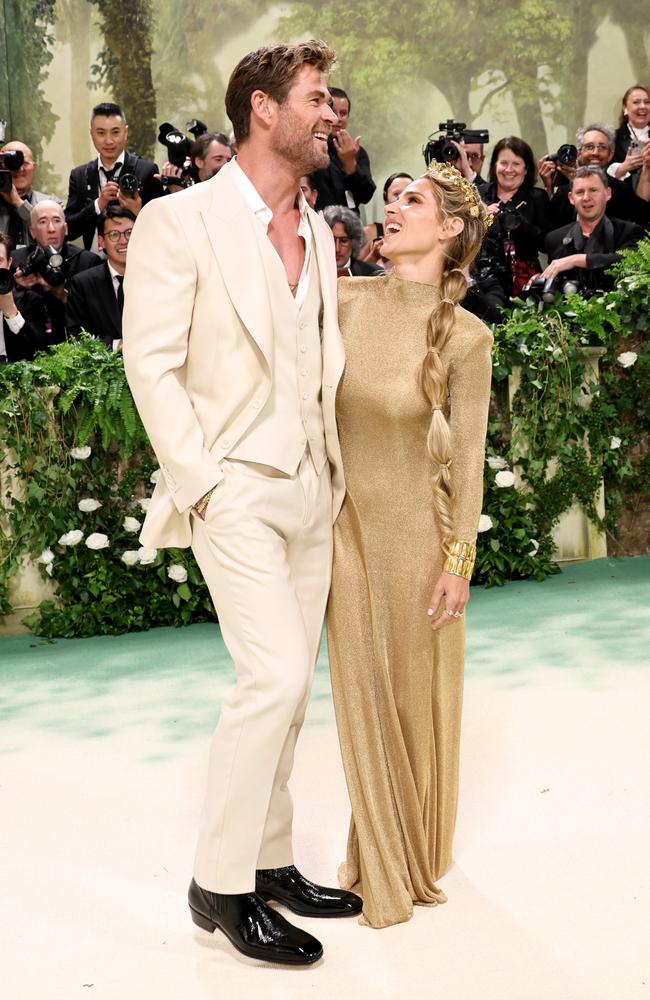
left=249, top=89, right=275, bottom=129
left=98, top=235, right=105, bottom=253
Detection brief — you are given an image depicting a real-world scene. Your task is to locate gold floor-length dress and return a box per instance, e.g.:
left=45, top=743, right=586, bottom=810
left=327, top=272, right=493, bottom=928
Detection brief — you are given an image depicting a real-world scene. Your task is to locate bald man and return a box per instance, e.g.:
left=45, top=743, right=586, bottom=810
left=0, top=140, right=63, bottom=248
left=12, top=199, right=100, bottom=345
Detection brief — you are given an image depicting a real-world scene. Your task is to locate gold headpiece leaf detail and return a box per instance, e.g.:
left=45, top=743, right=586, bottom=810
left=426, top=160, right=493, bottom=233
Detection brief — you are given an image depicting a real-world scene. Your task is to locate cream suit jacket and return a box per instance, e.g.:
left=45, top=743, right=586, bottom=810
left=122, top=161, right=346, bottom=550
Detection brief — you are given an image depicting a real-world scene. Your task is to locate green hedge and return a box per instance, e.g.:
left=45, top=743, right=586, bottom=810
left=1, top=242, right=648, bottom=636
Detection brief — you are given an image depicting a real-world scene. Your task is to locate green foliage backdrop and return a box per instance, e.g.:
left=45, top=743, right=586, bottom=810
left=2, top=2, right=649, bottom=199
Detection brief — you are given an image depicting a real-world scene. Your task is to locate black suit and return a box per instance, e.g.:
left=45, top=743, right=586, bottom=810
left=545, top=215, right=643, bottom=293
left=349, top=258, right=383, bottom=277
left=65, top=150, right=164, bottom=249
left=313, top=142, right=376, bottom=212
left=66, top=261, right=122, bottom=347
left=549, top=174, right=649, bottom=230
left=2, top=289, right=52, bottom=362
left=11, top=243, right=102, bottom=345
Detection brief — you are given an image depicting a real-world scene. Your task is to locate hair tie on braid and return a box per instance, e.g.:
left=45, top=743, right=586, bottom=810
left=428, top=346, right=440, bottom=355
left=440, top=297, right=455, bottom=306
left=431, top=405, right=443, bottom=412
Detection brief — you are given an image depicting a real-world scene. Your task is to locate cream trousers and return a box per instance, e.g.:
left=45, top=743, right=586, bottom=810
left=190, top=454, right=333, bottom=893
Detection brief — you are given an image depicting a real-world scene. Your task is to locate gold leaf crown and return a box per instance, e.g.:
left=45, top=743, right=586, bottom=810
left=426, top=160, right=493, bottom=233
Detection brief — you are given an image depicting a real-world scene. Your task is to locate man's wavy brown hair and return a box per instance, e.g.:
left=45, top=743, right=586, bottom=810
left=226, top=40, right=336, bottom=144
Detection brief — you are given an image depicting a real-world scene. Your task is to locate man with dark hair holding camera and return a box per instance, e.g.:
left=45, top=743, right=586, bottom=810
left=66, top=206, right=135, bottom=351
left=65, top=102, right=163, bottom=252
left=312, top=86, right=376, bottom=212
left=11, top=200, right=101, bottom=345
left=1, top=139, right=64, bottom=248
left=0, top=232, right=51, bottom=363
left=541, top=124, right=650, bottom=230
left=160, top=131, right=232, bottom=193
left=541, top=165, right=643, bottom=295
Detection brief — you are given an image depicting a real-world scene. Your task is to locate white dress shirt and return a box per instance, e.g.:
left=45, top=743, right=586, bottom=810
left=229, top=158, right=313, bottom=306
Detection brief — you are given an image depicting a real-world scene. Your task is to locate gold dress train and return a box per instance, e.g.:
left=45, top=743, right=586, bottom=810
left=327, top=272, right=493, bottom=928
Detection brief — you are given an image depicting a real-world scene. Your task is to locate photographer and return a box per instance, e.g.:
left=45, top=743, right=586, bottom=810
left=12, top=200, right=101, bottom=345
left=0, top=139, right=63, bottom=248
left=160, top=131, right=232, bottom=193
left=477, top=136, right=551, bottom=298
left=0, top=233, right=50, bottom=363
left=65, top=102, right=163, bottom=252
left=542, top=124, right=650, bottom=229
left=610, top=85, right=650, bottom=188
left=66, top=206, right=136, bottom=351
left=542, top=166, right=643, bottom=295
left=312, top=87, right=376, bottom=213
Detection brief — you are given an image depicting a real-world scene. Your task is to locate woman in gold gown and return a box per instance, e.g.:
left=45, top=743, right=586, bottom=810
left=327, top=163, right=494, bottom=928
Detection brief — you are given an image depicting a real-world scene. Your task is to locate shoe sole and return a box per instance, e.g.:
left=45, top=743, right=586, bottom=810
left=256, top=890, right=362, bottom=919
left=189, top=906, right=323, bottom=965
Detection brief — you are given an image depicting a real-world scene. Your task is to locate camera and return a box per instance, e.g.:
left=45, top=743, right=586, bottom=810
left=522, top=273, right=579, bottom=302
left=547, top=144, right=577, bottom=166
left=19, top=245, right=66, bottom=287
left=497, top=200, right=525, bottom=230
left=423, top=120, right=489, bottom=165
left=0, top=267, right=13, bottom=294
left=158, top=119, right=208, bottom=187
left=118, top=172, right=140, bottom=197
left=0, top=148, right=25, bottom=194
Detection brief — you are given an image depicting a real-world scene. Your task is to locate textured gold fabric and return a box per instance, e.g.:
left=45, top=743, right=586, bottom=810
left=327, top=272, right=493, bottom=928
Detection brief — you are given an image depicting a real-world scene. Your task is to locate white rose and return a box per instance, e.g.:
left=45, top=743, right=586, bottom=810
left=58, top=529, right=84, bottom=547
left=78, top=498, right=102, bottom=512
left=486, top=456, right=508, bottom=471
left=123, top=516, right=141, bottom=533
left=150, top=469, right=161, bottom=484
left=528, top=538, right=539, bottom=556
left=70, top=446, right=91, bottom=460
left=477, top=514, right=493, bottom=532
left=121, top=550, right=141, bottom=566
left=137, top=546, right=158, bottom=565
left=85, top=532, right=109, bottom=550
left=617, top=352, right=638, bottom=368
left=138, top=497, right=151, bottom=512
left=37, top=548, right=54, bottom=564
left=610, top=436, right=622, bottom=450
left=167, top=564, right=188, bottom=583
left=45, top=562, right=54, bottom=576
left=495, top=470, right=516, bottom=488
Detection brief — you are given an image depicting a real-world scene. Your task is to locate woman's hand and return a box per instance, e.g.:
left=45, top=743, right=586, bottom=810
left=617, top=147, right=645, bottom=176
left=427, top=571, right=470, bottom=631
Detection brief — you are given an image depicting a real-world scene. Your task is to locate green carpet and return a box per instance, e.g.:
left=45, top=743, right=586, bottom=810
left=1, top=557, right=648, bottom=754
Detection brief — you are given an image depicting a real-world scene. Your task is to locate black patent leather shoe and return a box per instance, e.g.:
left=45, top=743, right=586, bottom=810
left=256, top=864, right=363, bottom=918
left=188, top=879, right=323, bottom=965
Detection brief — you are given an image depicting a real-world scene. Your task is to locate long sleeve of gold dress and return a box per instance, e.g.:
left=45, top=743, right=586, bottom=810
left=327, top=272, right=493, bottom=928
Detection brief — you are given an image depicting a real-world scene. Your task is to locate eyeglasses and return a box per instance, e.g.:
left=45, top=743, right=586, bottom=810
left=466, top=152, right=484, bottom=162
left=580, top=143, right=610, bottom=152
left=333, top=235, right=351, bottom=245
left=104, top=228, right=133, bottom=243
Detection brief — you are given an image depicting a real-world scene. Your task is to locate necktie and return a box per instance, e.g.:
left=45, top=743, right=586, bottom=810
left=101, top=164, right=120, bottom=184
left=116, top=275, right=124, bottom=313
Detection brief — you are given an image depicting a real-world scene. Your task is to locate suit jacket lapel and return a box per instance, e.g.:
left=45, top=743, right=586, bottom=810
left=310, top=210, right=344, bottom=390
left=101, top=263, right=122, bottom=339
left=86, top=160, right=100, bottom=199
left=199, top=166, right=274, bottom=368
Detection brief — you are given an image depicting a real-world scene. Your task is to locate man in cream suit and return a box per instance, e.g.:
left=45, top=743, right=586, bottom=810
left=123, top=41, right=361, bottom=965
